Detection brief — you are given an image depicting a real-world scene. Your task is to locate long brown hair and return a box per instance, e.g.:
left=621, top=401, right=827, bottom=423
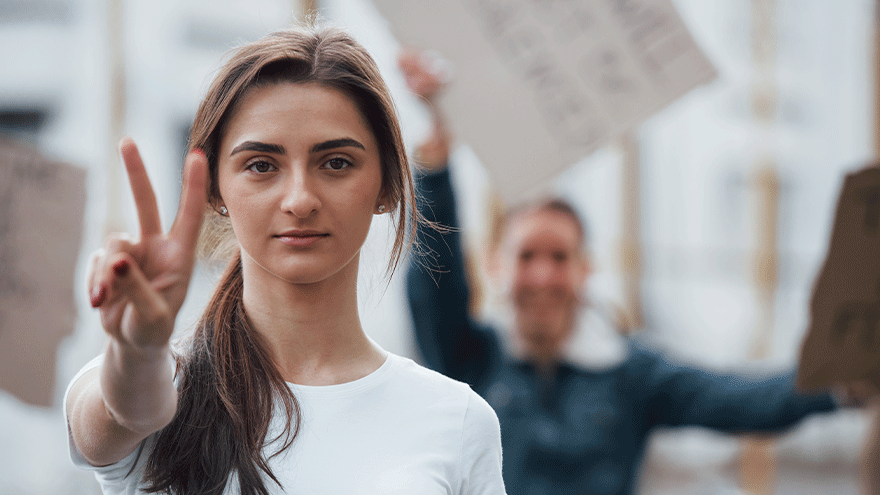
left=142, top=25, right=416, bottom=494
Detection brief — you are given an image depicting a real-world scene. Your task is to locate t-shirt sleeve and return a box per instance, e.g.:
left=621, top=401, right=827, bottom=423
left=64, top=354, right=105, bottom=469
left=62, top=354, right=150, bottom=488
left=456, top=389, right=506, bottom=495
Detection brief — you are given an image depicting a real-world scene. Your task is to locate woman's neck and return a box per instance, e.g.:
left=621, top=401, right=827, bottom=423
left=239, top=254, right=385, bottom=386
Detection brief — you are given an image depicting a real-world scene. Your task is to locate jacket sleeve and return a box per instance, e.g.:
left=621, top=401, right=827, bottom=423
left=631, top=345, right=837, bottom=433
left=406, top=167, right=501, bottom=390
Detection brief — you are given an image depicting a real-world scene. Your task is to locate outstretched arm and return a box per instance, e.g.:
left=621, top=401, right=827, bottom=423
left=66, top=139, right=208, bottom=467
left=401, top=50, right=500, bottom=390
left=632, top=346, right=836, bottom=433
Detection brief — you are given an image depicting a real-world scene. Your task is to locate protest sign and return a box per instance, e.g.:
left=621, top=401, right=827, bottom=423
left=371, top=0, right=716, bottom=200
left=0, top=142, right=86, bottom=407
left=798, top=166, right=880, bottom=391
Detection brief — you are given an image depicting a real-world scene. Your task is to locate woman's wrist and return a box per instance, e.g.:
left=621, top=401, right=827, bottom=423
left=102, top=338, right=175, bottom=391
left=100, top=340, right=177, bottom=433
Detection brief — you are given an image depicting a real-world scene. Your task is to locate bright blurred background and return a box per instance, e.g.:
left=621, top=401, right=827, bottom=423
left=0, top=0, right=877, bottom=493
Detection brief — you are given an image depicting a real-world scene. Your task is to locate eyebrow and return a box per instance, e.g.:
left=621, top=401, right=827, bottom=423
left=230, top=141, right=285, bottom=156
left=230, top=138, right=366, bottom=156
left=310, top=138, right=365, bottom=153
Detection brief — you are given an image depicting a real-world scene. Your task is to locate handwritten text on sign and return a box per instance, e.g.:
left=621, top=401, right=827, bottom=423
left=372, top=0, right=716, bottom=200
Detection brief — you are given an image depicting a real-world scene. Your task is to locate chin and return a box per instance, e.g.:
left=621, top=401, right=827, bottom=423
left=519, top=313, right=565, bottom=331
left=261, top=258, right=341, bottom=285
left=280, top=265, right=345, bottom=285
left=280, top=273, right=331, bottom=285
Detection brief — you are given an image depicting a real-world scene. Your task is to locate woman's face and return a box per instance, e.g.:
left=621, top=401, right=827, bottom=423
left=216, top=82, right=386, bottom=286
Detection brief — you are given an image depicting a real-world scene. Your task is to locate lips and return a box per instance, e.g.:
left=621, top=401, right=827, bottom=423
left=275, top=230, right=329, bottom=247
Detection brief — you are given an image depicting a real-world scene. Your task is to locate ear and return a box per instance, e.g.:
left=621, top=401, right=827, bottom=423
left=208, top=196, right=227, bottom=216
left=375, top=188, right=392, bottom=214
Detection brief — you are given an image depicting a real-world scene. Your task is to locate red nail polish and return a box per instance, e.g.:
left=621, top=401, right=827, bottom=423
left=112, top=259, right=129, bottom=277
left=90, top=285, right=107, bottom=308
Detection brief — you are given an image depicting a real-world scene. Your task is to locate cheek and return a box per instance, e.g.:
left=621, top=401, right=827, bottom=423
left=554, top=270, right=581, bottom=296
left=566, top=261, right=588, bottom=289
left=334, top=185, right=379, bottom=243
left=339, top=167, right=383, bottom=207
left=558, top=265, right=578, bottom=285
left=345, top=209, right=374, bottom=245
left=344, top=184, right=378, bottom=216
left=508, top=261, right=529, bottom=287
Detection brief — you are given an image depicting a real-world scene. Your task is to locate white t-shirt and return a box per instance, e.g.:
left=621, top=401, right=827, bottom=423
left=65, top=352, right=506, bottom=494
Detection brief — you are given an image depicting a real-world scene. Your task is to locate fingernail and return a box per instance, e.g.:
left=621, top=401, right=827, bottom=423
left=90, top=285, right=107, bottom=308
left=112, top=259, right=129, bottom=277
left=118, top=136, right=133, bottom=153
left=191, top=148, right=205, bottom=158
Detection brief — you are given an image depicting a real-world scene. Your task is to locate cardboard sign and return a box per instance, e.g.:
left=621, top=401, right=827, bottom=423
left=371, top=0, right=716, bottom=200
left=798, top=166, right=880, bottom=391
left=0, top=141, right=86, bottom=407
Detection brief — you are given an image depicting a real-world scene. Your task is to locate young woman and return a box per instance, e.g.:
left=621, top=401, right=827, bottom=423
left=65, top=27, right=504, bottom=495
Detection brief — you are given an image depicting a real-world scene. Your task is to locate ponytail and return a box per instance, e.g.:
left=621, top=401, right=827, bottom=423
left=142, top=253, right=300, bottom=494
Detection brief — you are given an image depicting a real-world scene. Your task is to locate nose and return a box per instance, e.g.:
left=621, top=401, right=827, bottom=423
left=525, top=258, right=556, bottom=287
left=280, top=166, right=321, bottom=218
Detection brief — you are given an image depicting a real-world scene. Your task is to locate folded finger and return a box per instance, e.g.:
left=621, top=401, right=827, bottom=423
left=92, top=234, right=138, bottom=308
left=108, top=254, right=172, bottom=347
left=87, top=248, right=106, bottom=308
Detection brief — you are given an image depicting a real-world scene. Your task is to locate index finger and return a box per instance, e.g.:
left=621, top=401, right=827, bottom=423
left=168, top=149, right=209, bottom=253
left=119, top=137, right=163, bottom=238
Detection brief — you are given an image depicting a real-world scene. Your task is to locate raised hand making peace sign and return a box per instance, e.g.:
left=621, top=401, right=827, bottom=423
left=67, top=137, right=208, bottom=468
left=88, top=138, right=208, bottom=349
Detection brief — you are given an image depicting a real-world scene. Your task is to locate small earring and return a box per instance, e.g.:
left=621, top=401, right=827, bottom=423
left=219, top=206, right=228, bottom=215
left=377, top=205, right=386, bottom=213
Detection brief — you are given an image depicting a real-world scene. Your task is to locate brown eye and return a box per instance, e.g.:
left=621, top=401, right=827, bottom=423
left=246, top=160, right=276, bottom=173
left=323, top=157, right=352, bottom=170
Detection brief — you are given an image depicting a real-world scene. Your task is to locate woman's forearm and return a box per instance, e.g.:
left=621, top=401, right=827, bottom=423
left=100, top=339, right=178, bottom=435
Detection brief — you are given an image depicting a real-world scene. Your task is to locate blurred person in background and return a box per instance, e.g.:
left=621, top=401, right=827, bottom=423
left=63, top=26, right=505, bottom=495
left=401, top=49, right=846, bottom=495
